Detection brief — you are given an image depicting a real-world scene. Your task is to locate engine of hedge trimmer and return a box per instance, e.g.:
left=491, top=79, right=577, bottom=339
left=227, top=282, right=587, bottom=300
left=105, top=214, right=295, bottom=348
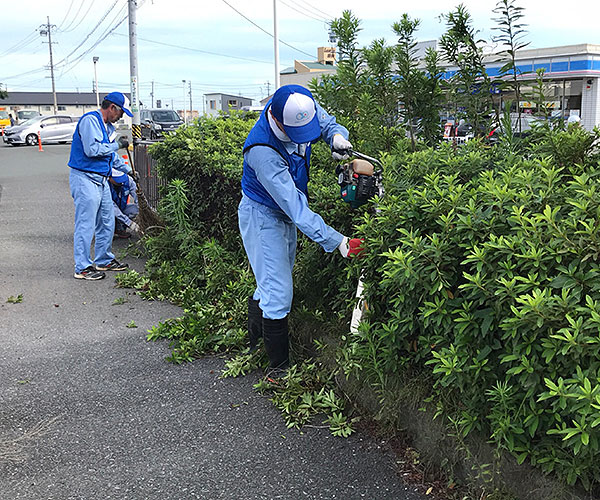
left=336, top=151, right=384, bottom=209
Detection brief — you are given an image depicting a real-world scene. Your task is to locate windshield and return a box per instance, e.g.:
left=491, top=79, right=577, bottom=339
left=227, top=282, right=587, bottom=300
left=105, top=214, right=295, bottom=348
left=151, top=110, right=181, bottom=122
left=18, top=111, right=39, bottom=119
left=18, top=117, right=42, bottom=127
left=0, top=111, right=8, bottom=119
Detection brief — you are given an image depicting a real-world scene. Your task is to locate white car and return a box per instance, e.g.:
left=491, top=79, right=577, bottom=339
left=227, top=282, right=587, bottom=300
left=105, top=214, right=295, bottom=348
left=3, top=115, right=78, bottom=146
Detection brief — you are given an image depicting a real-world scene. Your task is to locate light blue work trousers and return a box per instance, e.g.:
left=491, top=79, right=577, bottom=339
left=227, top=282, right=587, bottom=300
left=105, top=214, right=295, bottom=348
left=238, top=194, right=297, bottom=320
left=69, top=168, right=115, bottom=273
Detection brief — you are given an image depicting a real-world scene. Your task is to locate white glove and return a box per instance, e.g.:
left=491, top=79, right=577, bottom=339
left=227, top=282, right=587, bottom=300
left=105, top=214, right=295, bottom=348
left=332, top=134, right=352, bottom=160
left=129, top=221, right=141, bottom=234
left=338, top=236, right=350, bottom=258
left=337, top=236, right=365, bottom=258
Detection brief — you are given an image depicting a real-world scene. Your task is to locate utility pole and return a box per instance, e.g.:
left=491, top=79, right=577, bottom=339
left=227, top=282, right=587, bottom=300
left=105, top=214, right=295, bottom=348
left=39, top=17, right=57, bottom=115
left=188, top=81, right=192, bottom=121
left=273, top=0, right=280, bottom=90
left=182, top=80, right=186, bottom=123
left=150, top=80, right=154, bottom=108
left=93, top=56, right=99, bottom=107
left=128, top=0, right=141, bottom=144
left=264, top=81, right=271, bottom=97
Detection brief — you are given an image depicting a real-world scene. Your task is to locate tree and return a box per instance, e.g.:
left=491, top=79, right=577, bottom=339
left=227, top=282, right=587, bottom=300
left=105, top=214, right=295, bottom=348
left=311, top=11, right=402, bottom=153
left=362, top=38, right=398, bottom=130
left=0, top=84, right=7, bottom=100
left=439, top=5, right=494, bottom=137
left=492, top=0, right=529, bottom=132
left=418, top=48, right=445, bottom=145
left=529, top=68, right=551, bottom=121
left=393, top=14, right=444, bottom=148
left=392, top=14, right=422, bottom=150
left=312, top=10, right=364, bottom=126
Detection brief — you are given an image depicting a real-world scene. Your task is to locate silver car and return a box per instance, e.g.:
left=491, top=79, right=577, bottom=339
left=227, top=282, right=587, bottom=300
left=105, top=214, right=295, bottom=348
left=3, top=115, right=78, bottom=146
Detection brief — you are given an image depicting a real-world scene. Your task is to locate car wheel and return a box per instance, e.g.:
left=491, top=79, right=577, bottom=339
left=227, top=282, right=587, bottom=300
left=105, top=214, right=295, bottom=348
left=25, top=134, right=38, bottom=146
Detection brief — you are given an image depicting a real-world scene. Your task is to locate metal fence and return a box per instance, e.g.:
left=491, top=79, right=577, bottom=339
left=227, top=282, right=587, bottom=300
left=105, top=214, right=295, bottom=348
left=133, top=141, right=167, bottom=209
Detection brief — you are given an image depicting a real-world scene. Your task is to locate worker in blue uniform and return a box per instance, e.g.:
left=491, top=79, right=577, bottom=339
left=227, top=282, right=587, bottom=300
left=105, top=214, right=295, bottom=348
left=239, top=84, right=361, bottom=372
left=68, top=91, right=133, bottom=280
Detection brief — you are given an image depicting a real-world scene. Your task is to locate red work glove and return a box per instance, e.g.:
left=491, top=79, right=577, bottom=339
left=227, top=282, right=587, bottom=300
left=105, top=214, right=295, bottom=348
left=338, top=237, right=365, bottom=258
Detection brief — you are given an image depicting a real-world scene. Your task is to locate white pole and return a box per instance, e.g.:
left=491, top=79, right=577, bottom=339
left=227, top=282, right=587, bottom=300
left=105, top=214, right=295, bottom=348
left=273, top=0, right=280, bottom=90
left=93, top=57, right=99, bottom=108
left=128, top=0, right=141, bottom=142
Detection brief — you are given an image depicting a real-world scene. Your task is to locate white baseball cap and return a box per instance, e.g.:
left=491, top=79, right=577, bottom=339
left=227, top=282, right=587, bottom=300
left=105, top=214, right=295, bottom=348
left=270, top=84, right=320, bottom=143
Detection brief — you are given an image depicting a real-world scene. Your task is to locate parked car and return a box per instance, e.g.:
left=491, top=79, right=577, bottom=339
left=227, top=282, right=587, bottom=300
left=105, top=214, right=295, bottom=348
left=140, top=109, right=184, bottom=140
left=16, top=110, right=41, bottom=124
left=3, top=115, right=78, bottom=146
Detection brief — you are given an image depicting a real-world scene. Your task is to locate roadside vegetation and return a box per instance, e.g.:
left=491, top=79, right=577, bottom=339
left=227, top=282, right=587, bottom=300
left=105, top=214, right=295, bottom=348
left=116, top=3, right=600, bottom=498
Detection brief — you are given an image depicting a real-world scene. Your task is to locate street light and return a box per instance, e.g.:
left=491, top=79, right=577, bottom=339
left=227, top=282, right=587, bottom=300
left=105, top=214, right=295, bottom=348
left=93, top=56, right=99, bottom=108
left=182, top=79, right=186, bottom=123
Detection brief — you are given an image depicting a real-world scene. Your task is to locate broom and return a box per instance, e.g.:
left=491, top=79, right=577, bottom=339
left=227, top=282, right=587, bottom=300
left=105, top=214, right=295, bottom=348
left=126, top=146, right=163, bottom=234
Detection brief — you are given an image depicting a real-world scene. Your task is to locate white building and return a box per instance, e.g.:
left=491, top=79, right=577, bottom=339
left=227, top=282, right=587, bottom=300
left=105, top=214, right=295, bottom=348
left=432, top=42, right=600, bottom=131
left=281, top=42, right=600, bottom=130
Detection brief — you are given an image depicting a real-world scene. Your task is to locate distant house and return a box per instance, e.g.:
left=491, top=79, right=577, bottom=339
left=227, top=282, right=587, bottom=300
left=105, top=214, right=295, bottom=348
left=280, top=46, right=337, bottom=88
left=1, top=91, right=131, bottom=118
left=203, top=93, right=253, bottom=116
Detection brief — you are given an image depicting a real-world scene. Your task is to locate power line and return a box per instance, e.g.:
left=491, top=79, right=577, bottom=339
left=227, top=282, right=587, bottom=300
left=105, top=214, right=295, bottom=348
left=59, top=0, right=97, bottom=33
left=59, top=0, right=87, bottom=32
left=56, top=8, right=128, bottom=78
left=0, top=67, right=47, bottom=81
left=113, top=33, right=273, bottom=65
left=218, top=0, right=315, bottom=59
left=100, top=80, right=264, bottom=90
left=57, top=0, right=77, bottom=29
left=278, top=0, right=329, bottom=23
left=294, top=0, right=335, bottom=20
left=56, top=3, right=128, bottom=71
left=54, top=0, right=121, bottom=67
left=0, top=31, right=40, bottom=59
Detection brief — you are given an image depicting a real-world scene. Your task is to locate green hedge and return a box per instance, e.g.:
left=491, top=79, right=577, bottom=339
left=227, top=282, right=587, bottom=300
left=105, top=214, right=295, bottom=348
left=347, top=129, right=600, bottom=490
left=135, top=113, right=600, bottom=493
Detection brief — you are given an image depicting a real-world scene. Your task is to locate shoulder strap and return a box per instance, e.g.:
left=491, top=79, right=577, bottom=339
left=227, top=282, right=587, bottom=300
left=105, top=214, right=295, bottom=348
left=243, top=143, right=288, bottom=166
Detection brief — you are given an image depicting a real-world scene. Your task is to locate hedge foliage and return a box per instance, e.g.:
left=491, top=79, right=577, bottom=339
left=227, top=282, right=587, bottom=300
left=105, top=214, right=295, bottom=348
left=133, top=108, right=600, bottom=492
left=129, top=6, right=600, bottom=493
left=348, top=128, right=600, bottom=490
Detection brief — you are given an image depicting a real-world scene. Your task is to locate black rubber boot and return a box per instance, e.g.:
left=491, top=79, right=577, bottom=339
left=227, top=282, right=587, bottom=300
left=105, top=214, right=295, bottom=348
left=247, top=296, right=262, bottom=351
left=262, top=316, right=289, bottom=369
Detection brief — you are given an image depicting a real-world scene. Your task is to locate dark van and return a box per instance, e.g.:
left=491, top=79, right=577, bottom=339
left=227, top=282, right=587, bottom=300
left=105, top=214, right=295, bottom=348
left=140, top=109, right=184, bottom=140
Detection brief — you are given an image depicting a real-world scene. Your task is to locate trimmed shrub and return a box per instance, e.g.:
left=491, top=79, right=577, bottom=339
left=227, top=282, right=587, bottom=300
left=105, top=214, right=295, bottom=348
left=135, top=107, right=600, bottom=493
left=346, top=141, right=600, bottom=490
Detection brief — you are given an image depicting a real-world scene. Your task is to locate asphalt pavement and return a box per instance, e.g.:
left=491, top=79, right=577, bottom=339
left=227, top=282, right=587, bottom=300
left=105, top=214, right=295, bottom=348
left=0, top=142, right=425, bottom=500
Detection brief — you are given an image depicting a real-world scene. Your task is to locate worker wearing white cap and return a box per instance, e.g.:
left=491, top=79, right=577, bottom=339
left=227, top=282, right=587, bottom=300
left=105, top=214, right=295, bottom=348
left=239, top=84, right=361, bottom=372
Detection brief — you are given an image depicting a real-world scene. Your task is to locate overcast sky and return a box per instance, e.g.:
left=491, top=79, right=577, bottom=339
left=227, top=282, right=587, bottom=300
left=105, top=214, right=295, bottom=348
left=2, top=0, right=599, bottom=110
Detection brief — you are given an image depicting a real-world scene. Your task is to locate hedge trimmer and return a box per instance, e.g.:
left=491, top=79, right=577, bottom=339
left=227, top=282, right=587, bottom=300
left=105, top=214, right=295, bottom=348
left=336, top=150, right=384, bottom=209
left=336, top=151, right=384, bottom=333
